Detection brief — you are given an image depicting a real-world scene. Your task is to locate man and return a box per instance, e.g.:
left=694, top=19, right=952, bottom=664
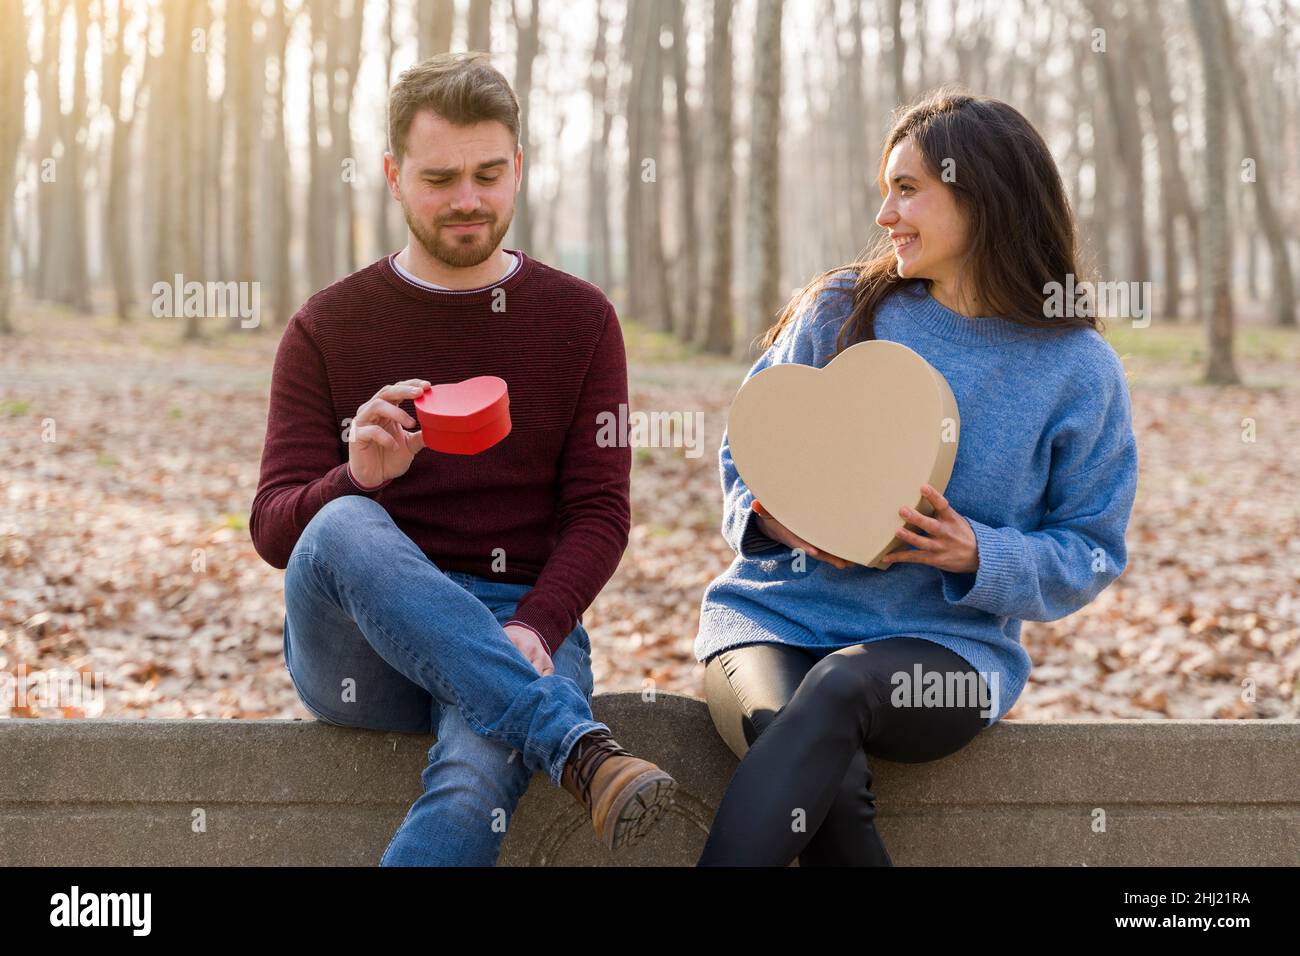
left=249, top=52, right=676, bottom=865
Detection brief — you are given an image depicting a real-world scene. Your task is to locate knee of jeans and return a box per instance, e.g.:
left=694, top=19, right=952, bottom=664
left=294, top=494, right=387, bottom=559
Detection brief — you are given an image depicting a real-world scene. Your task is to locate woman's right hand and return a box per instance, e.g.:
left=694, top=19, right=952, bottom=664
left=751, top=501, right=853, bottom=570
left=347, top=379, right=431, bottom=488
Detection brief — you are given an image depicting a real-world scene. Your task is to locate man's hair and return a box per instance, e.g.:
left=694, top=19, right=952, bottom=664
left=387, top=52, right=520, bottom=164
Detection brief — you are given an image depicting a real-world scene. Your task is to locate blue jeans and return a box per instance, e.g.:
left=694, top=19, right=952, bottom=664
left=281, top=494, right=609, bottom=866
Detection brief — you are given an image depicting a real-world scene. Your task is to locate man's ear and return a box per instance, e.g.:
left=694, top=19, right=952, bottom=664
left=515, top=144, right=523, bottom=192
left=383, top=151, right=401, bottom=199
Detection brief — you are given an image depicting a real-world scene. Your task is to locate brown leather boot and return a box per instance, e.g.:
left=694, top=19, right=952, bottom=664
left=560, top=728, right=677, bottom=851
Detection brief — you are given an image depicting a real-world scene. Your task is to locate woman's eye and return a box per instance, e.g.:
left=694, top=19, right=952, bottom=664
left=899, top=184, right=914, bottom=194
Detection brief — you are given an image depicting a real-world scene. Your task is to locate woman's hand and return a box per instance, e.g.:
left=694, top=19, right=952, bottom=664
left=879, top=483, right=980, bottom=573
left=752, top=500, right=854, bottom=569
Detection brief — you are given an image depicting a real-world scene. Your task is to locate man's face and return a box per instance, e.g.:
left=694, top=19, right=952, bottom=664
left=385, top=111, right=521, bottom=268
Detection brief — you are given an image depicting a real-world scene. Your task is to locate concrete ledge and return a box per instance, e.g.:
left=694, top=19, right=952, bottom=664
left=1, top=693, right=1297, bottom=865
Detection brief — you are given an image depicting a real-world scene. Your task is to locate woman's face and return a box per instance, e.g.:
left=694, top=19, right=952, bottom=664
left=875, top=137, right=969, bottom=288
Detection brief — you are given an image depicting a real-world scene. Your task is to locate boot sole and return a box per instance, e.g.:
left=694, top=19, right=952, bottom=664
left=603, top=770, right=678, bottom=852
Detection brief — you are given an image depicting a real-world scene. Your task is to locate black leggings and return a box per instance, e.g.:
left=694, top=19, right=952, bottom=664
left=698, top=637, right=989, bottom=866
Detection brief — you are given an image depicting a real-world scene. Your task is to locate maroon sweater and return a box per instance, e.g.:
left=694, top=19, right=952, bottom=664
left=249, top=250, right=632, bottom=654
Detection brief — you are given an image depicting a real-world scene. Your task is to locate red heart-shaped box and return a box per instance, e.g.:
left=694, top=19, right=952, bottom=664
left=414, top=375, right=511, bottom=455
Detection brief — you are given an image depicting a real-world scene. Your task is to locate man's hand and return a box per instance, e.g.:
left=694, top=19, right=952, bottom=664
left=504, top=623, right=554, bottom=677
left=347, top=379, right=431, bottom=488
left=878, top=483, right=980, bottom=573
left=752, top=499, right=854, bottom=569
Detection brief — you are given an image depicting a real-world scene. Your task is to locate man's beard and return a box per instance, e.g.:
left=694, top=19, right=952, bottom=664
left=403, top=201, right=514, bottom=269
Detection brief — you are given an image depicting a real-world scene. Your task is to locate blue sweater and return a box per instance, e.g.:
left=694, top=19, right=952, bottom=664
left=694, top=276, right=1140, bottom=726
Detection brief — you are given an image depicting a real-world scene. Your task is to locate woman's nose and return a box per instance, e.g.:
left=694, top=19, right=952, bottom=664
left=875, top=198, right=896, bottom=229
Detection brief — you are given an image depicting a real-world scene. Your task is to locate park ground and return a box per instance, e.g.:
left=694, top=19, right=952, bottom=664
left=1, top=300, right=1297, bottom=722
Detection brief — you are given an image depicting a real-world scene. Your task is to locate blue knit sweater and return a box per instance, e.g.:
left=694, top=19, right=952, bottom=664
left=694, top=276, right=1140, bottom=726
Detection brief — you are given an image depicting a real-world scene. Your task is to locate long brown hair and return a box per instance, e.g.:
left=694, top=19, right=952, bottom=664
left=757, top=86, right=1102, bottom=356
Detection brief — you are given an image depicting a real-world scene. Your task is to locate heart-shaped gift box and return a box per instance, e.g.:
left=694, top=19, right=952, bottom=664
left=727, top=340, right=960, bottom=569
left=415, top=375, right=512, bottom=455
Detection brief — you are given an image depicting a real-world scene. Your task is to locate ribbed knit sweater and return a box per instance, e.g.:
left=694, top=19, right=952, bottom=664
left=695, top=275, right=1140, bottom=725
left=249, top=250, right=632, bottom=655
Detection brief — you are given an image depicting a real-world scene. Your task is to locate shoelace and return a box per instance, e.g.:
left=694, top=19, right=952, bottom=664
left=567, top=731, right=633, bottom=808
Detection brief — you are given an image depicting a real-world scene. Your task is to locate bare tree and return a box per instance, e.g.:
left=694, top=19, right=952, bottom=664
left=0, top=0, right=26, bottom=333
left=511, top=0, right=540, bottom=253
left=268, top=1, right=296, bottom=325
left=743, top=0, right=784, bottom=358
left=889, top=0, right=906, bottom=106
left=1187, top=0, right=1239, bottom=384
left=586, top=0, right=614, bottom=292
left=1087, top=0, right=1149, bottom=285
left=227, top=0, right=256, bottom=293
left=418, top=0, right=454, bottom=60
left=1132, top=0, right=1201, bottom=320
left=467, top=0, right=493, bottom=52
left=624, top=0, right=673, bottom=332
left=697, top=0, right=734, bottom=354
left=669, top=0, right=699, bottom=341
left=1210, top=0, right=1295, bottom=327
left=377, top=0, right=397, bottom=258
left=101, top=0, right=149, bottom=321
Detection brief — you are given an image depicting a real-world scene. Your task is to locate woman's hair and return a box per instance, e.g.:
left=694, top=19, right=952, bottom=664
left=757, top=86, right=1102, bottom=356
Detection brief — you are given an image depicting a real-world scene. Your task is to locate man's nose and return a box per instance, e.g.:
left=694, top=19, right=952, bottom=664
left=449, top=180, right=481, bottom=213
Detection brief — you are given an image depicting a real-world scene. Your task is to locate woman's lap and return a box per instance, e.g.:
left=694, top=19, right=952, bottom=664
left=705, top=636, right=987, bottom=764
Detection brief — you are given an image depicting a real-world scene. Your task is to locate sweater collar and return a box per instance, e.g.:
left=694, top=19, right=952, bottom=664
left=376, top=247, right=535, bottom=303
left=897, top=280, right=1039, bottom=347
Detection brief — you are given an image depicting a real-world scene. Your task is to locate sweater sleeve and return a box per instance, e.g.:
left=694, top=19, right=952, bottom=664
left=720, top=280, right=851, bottom=560
left=249, top=308, right=389, bottom=570
left=506, top=301, right=632, bottom=654
left=939, top=347, right=1139, bottom=621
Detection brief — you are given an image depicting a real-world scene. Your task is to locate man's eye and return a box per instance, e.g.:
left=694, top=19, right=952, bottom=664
left=427, top=179, right=449, bottom=186
left=477, top=175, right=499, bottom=184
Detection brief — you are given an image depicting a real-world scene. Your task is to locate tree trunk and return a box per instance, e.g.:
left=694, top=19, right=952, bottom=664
left=1132, top=0, right=1200, bottom=320
left=467, top=0, right=492, bottom=52
left=1211, top=0, right=1296, bottom=326
left=101, top=0, right=148, bottom=322
left=743, top=0, right=783, bottom=359
left=697, top=0, right=733, bottom=354
left=34, top=0, right=61, bottom=302
left=270, top=2, right=295, bottom=326
left=1187, top=0, right=1239, bottom=384
left=418, top=0, right=454, bottom=60
left=56, top=0, right=91, bottom=312
left=511, top=0, right=539, bottom=254
left=586, top=0, right=613, bottom=292
left=0, top=0, right=26, bottom=334
left=1086, top=0, right=1149, bottom=286
left=377, top=0, right=396, bottom=257
left=669, top=0, right=698, bottom=342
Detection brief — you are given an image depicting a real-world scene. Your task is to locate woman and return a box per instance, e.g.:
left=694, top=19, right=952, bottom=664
left=694, top=88, right=1139, bottom=866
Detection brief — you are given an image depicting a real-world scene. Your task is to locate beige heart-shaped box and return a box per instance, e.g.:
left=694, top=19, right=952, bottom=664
left=727, top=340, right=960, bottom=569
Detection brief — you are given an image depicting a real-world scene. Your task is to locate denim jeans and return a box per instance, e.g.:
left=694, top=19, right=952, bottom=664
left=280, top=494, right=608, bottom=866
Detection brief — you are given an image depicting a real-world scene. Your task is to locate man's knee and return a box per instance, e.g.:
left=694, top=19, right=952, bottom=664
left=293, top=495, right=388, bottom=559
